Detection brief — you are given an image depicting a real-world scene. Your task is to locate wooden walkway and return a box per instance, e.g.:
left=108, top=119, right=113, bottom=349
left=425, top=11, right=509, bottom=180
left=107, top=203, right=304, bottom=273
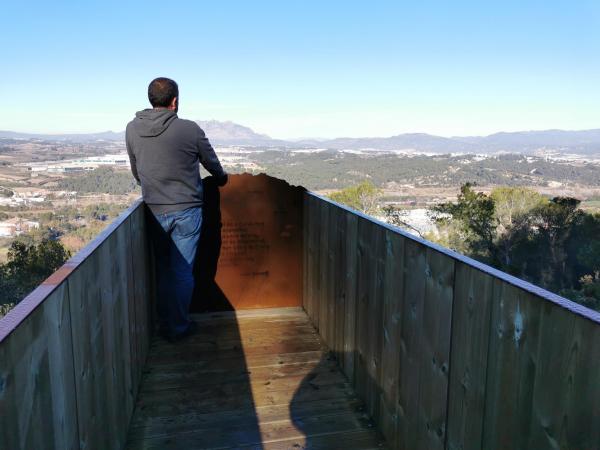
left=125, top=307, right=387, bottom=450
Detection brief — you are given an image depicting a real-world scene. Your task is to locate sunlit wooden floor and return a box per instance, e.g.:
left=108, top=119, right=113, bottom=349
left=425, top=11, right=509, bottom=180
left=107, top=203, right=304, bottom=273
left=125, top=307, right=387, bottom=449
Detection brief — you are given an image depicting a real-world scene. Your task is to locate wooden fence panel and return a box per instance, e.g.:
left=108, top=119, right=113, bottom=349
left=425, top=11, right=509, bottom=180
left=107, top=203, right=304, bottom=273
left=481, top=282, right=544, bottom=449
left=343, top=211, right=358, bottom=384
left=0, top=283, right=78, bottom=450
left=141, top=205, right=155, bottom=353
left=68, top=244, right=113, bottom=450
left=397, top=237, right=428, bottom=450
left=354, top=217, right=374, bottom=402
left=304, top=196, right=318, bottom=327
left=417, top=248, right=454, bottom=450
left=103, top=222, right=135, bottom=447
left=318, top=201, right=330, bottom=340
left=446, top=263, right=494, bottom=450
left=525, top=301, right=578, bottom=449
left=366, top=222, right=386, bottom=425
left=129, top=205, right=153, bottom=395
left=0, top=201, right=153, bottom=450
left=483, top=284, right=600, bottom=450
left=302, top=192, right=600, bottom=450
left=302, top=194, right=310, bottom=320
left=127, top=217, right=140, bottom=399
left=378, top=230, right=405, bottom=448
left=331, top=205, right=346, bottom=362
left=561, top=316, right=600, bottom=447
left=308, top=196, right=321, bottom=330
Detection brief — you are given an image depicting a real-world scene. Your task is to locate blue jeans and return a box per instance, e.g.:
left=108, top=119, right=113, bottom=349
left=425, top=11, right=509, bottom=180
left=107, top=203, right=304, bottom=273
left=151, top=206, right=202, bottom=336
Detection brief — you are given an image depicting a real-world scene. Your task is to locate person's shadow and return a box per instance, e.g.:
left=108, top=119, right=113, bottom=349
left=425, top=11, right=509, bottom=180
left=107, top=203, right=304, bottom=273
left=144, top=175, right=383, bottom=448
left=191, top=175, right=233, bottom=313
left=191, top=176, right=382, bottom=449
left=135, top=175, right=263, bottom=449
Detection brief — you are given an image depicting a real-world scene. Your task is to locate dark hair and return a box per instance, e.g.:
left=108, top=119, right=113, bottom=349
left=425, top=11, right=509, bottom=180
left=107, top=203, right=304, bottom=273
left=148, top=77, right=179, bottom=107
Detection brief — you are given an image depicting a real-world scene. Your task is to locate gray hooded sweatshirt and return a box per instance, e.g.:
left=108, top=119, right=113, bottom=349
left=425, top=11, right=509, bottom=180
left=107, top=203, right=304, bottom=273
left=125, top=108, right=226, bottom=215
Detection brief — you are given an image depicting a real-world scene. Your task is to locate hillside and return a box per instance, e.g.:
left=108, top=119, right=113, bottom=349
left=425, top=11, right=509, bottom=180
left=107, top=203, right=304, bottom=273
left=2, top=123, right=600, bottom=156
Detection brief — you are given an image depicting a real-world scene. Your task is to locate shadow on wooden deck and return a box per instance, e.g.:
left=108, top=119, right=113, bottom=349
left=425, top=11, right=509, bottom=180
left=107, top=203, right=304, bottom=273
left=126, top=177, right=385, bottom=449
left=125, top=308, right=386, bottom=449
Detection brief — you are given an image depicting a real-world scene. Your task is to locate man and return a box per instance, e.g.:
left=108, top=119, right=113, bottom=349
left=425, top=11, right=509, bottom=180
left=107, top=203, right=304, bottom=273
left=126, top=77, right=227, bottom=342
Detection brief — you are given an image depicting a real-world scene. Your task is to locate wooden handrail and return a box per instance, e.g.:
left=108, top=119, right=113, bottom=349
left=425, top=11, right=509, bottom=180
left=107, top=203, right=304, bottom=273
left=303, top=191, right=600, bottom=450
left=0, top=198, right=153, bottom=450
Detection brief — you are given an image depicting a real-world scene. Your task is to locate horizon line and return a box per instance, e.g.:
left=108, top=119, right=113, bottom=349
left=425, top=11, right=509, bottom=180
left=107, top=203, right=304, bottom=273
left=2, top=124, right=600, bottom=142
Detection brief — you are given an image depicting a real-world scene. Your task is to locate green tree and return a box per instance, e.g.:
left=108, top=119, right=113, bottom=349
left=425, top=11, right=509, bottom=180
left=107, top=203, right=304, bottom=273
left=431, top=183, right=498, bottom=262
left=490, top=187, right=547, bottom=269
left=429, top=185, right=600, bottom=311
left=329, top=180, right=382, bottom=215
left=57, top=166, right=139, bottom=195
left=525, top=197, right=583, bottom=290
left=0, top=239, right=70, bottom=308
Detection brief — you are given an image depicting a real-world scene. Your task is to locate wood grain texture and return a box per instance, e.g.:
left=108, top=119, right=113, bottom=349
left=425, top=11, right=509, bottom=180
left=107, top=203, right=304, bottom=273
left=343, top=211, right=359, bottom=384
left=330, top=204, right=345, bottom=362
left=482, top=283, right=600, bottom=450
left=307, top=195, right=321, bottom=330
left=0, top=283, right=78, bottom=450
left=303, top=197, right=457, bottom=450
left=482, top=282, right=543, bottom=449
left=303, top=193, right=600, bottom=450
left=0, top=201, right=154, bottom=450
left=417, top=248, right=454, bottom=450
left=302, top=194, right=310, bottom=318
left=446, top=263, right=494, bottom=450
left=318, top=200, right=330, bottom=341
left=4, top=183, right=600, bottom=450
left=130, top=205, right=153, bottom=394
left=126, top=308, right=387, bottom=450
left=397, top=238, right=428, bottom=450
left=355, top=217, right=373, bottom=403
left=378, top=231, right=405, bottom=448
left=562, top=315, right=600, bottom=448
left=365, top=221, right=385, bottom=426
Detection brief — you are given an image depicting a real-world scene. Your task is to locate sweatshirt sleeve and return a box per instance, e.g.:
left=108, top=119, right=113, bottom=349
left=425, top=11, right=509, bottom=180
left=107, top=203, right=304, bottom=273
left=197, top=127, right=226, bottom=178
left=125, top=127, right=141, bottom=184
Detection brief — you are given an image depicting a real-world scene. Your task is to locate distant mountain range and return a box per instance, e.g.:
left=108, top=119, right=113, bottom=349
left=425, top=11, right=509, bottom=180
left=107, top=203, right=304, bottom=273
left=0, top=130, right=125, bottom=142
left=2, top=122, right=600, bottom=155
left=195, top=120, right=289, bottom=147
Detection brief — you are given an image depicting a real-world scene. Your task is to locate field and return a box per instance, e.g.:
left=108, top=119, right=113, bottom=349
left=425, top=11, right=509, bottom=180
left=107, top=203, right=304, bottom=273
left=1, top=137, right=600, bottom=263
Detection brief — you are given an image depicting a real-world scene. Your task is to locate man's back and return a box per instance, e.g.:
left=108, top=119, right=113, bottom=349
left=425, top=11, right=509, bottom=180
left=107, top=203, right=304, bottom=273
left=126, top=76, right=227, bottom=341
left=126, top=108, right=225, bottom=215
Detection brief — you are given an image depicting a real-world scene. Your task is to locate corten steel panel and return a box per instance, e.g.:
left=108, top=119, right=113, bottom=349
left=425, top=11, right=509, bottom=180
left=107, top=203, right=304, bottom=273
left=192, top=173, right=305, bottom=311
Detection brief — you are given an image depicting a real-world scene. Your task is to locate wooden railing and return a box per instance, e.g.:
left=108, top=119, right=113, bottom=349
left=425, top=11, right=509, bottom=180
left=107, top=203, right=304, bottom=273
left=303, top=192, right=600, bottom=450
left=0, top=199, right=154, bottom=450
left=2, top=176, right=599, bottom=450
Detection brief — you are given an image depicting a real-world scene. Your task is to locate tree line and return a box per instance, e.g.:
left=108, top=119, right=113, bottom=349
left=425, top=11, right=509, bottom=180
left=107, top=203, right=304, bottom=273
left=329, top=181, right=600, bottom=312
left=0, top=239, right=70, bottom=317
left=57, top=166, right=139, bottom=195
left=0, top=202, right=128, bottom=317
left=430, top=183, right=600, bottom=311
left=252, top=149, right=600, bottom=190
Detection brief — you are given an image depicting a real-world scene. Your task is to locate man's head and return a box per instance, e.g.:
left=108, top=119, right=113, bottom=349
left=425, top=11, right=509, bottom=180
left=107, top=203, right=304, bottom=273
left=148, top=77, right=179, bottom=111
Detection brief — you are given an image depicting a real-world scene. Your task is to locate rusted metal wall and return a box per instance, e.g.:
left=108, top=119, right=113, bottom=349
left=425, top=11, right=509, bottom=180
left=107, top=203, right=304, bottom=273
left=303, top=192, right=600, bottom=450
left=193, top=173, right=305, bottom=311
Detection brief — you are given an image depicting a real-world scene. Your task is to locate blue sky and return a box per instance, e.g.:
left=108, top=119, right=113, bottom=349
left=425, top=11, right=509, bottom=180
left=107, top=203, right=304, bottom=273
left=2, top=0, right=599, bottom=138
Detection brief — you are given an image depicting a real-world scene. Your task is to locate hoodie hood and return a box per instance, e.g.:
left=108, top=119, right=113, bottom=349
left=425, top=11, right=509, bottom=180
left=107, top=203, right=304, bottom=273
left=132, top=108, right=177, bottom=137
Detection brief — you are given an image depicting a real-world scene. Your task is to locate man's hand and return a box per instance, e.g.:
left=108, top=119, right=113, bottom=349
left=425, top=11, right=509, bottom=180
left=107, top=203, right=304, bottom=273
left=215, top=173, right=228, bottom=187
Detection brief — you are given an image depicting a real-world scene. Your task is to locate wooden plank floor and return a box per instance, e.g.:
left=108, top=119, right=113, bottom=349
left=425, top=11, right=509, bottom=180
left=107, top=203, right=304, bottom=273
left=126, top=307, right=387, bottom=450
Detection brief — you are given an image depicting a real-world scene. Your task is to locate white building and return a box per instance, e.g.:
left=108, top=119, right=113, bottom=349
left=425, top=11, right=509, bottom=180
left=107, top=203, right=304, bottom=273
left=22, top=153, right=130, bottom=173
left=0, top=218, right=40, bottom=237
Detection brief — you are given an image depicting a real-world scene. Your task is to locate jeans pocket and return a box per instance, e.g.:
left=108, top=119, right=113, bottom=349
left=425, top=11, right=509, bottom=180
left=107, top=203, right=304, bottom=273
left=174, top=207, right=202, bottom=238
